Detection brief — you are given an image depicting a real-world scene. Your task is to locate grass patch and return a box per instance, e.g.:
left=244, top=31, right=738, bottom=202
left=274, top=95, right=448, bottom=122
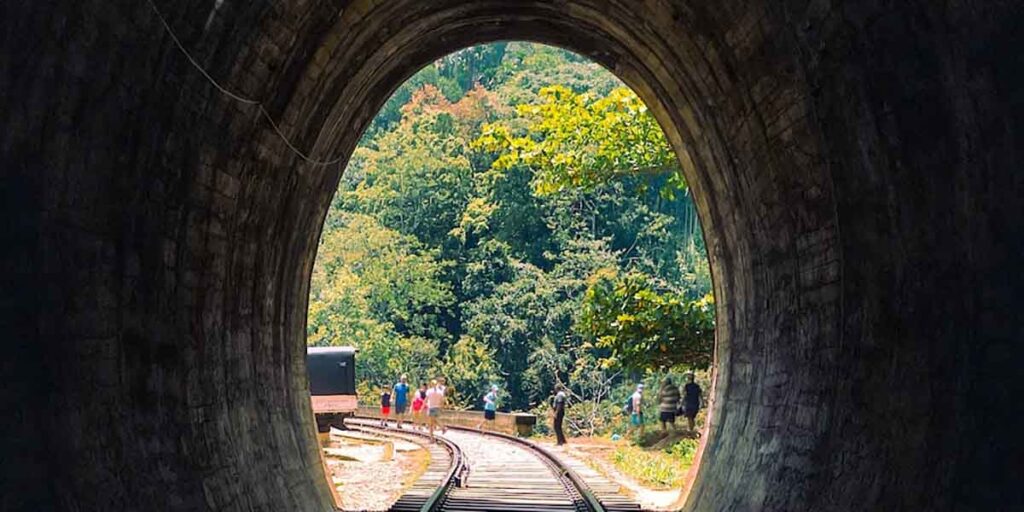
left=611, top=438, right=699, bottom=490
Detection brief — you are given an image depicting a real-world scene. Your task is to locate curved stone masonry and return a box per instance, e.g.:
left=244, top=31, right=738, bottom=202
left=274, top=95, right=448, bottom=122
left=1, top=1, right=1021, bottom=510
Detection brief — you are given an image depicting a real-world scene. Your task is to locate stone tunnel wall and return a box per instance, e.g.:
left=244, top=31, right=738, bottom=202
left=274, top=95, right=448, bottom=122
left=1, top=1, right=1021, bottom=511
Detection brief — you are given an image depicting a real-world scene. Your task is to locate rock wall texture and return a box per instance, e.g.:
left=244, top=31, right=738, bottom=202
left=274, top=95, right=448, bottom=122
left=1, top=1, right=1021, bottom=511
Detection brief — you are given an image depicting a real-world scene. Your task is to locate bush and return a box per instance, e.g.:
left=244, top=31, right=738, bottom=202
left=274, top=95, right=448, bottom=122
left=609, top=437, right=699, bottom=490
left=530, top=402, right=552, bottom=436
left=611, top=445, right=683, bottom=489
left=667, top=438, right=699, bottom=466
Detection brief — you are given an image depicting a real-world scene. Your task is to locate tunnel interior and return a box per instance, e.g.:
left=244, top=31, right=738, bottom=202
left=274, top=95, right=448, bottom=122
left=3, top=1, right=1022, bottom=511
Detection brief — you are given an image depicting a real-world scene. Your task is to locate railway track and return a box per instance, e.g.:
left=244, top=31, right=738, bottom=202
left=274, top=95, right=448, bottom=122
left=344, top=418, right=639, bottom=512
left=345, top=419, right=467, bottom=511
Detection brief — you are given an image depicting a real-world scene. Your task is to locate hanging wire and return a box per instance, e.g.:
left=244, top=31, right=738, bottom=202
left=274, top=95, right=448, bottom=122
left=146, top=0, right=349, bottom=167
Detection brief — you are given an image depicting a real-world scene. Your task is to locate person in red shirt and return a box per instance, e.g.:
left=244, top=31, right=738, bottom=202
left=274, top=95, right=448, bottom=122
left=411, top=383, right=427, bottom=431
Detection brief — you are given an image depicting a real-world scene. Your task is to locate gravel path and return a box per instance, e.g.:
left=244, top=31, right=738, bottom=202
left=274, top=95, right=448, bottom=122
left=322, top=433, right=429, bottom=511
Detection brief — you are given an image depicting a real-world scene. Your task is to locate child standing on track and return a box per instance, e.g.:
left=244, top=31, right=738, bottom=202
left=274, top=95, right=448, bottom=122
left=411, top=383, right=427, bottom=431
left=476, top=385, right=499, bottom=432
left=380, top=386, right=391, bottom=427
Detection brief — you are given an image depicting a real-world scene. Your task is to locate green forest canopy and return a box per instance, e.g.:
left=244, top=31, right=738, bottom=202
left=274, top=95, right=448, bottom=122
left=307, top=42, right=713, bottom=413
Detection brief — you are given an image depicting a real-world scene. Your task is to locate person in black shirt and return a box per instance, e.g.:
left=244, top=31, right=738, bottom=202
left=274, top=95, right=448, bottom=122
left=380, top=386, right=392, bottom=427
left=552, top=384, right=567, bottom=445
left=682, top=373, right=701, bottom=432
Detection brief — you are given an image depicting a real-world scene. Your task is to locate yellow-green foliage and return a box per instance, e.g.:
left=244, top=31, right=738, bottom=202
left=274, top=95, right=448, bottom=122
left=438, top=336, right=503, bottom=409
left=473, top=85, right=683, bottom=196
left=580, top=270, right=715, bottom=371
left=307, top=212, right=452, bottom=391
left=612, top=438, right=699, bottom=489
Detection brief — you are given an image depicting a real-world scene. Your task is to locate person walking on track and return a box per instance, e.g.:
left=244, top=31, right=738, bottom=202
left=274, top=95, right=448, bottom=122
left=411, top=383, right=427, bottom=431
left=552, top=384, right=567, bottom=445
left=393, top=374, right=410, bottom=429
left=425, top=379, right=445, bottom=441
left=476, top=384, right=499, bottom=432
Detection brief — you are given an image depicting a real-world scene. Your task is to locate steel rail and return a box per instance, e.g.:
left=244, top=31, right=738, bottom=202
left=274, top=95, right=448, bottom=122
left=346, top=418, right=467, bottom=512
left=445, top=424, right=606, bottom=512
left=345, top=417, right=606, bottom=512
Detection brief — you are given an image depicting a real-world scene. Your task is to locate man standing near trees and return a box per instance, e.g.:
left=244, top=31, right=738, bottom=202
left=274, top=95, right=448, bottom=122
left=682, top=372, right=701, bottom=432
left=393, top=374, right=410, bottom=429
left=552, top=384, right=567, bottom=445
left=658, top=377, right=681, bottom=432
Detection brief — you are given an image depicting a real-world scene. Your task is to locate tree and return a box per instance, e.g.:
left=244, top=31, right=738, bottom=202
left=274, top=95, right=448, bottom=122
left=526, top=339, right=622, bottom=436
left=437, top=43, right=510, bottom=91
left=473, top=85, right=685, bottom=197
left=307, top=213, right=453, bottom=395
left=578, top=270, right=715, bottom=372
left=313, top=213, right=454, bottom=339
left=438, top=336, right=503, bottom=409
left=361, top=66, right=461, bottom=143
left=356, top=335, right=440, bottom=402
left=463, top=260, right=552, bottom=409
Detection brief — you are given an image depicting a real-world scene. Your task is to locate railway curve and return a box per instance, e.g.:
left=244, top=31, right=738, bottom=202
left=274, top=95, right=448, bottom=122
left=344, top=418, right=639, bottom=512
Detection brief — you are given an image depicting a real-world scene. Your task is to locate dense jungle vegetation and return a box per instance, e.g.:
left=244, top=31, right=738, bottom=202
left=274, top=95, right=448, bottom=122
left=307, top=42, right=714, bottom=434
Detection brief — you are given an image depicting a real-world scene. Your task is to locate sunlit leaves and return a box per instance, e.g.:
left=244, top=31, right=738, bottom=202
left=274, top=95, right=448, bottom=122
left=438, top=336, right=503, bottom=409
left=579, top=270, right=715, bottom=372
left=307, top=213, right=453, bottom=393
left=473, top=86, right=683, bottom=196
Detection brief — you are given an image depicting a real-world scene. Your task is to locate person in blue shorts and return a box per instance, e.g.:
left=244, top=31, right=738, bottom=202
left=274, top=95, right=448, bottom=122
left=393, top=374, right=410, bottom=429
left=425, top=379, right=445, bottom=441
left=627, top=384, right=645, bottom=437
left=476, top=385, right=499, bottom=432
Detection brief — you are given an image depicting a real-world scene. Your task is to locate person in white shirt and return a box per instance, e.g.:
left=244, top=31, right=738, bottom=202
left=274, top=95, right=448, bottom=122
left=425, top=379, right=445, bottom=441
left=628, top=384, right=645, bottom=437
left=476, top=384, right=499, bottom=432
left=436, top=376, right=449, bottom=434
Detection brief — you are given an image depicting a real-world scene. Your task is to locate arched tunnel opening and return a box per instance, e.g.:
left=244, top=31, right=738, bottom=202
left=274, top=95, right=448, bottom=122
left=306, top=40, right=717, bottom=510
left=2, top=1, right=1021, bottom=511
